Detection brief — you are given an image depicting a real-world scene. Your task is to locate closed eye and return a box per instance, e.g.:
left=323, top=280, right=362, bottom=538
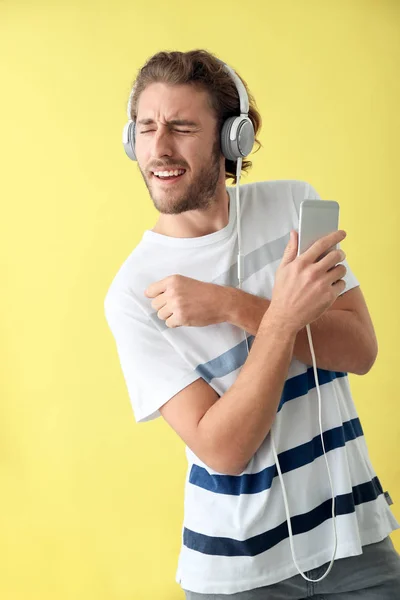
left=140, top=129, right=192, bottom=134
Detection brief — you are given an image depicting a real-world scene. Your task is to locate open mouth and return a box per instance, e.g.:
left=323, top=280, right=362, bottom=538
left=151, top=169, right=186, bottom=183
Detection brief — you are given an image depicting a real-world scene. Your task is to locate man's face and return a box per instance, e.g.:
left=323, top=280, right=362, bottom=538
left=135, top=82, right=224, bottom=215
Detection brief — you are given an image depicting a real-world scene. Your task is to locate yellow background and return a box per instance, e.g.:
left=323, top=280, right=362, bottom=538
left=1, top=1, right=399, bottom=598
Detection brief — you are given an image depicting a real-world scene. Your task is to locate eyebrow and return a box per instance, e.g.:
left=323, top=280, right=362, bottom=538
left=137, top=118, right=199, bottom=127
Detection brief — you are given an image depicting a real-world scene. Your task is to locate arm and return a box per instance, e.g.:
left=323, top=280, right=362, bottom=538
left=219, top=285, right=378, bottom=376
left=160, top=230, right=351, bottom=476
left=161, top=311, right=297, bottom=476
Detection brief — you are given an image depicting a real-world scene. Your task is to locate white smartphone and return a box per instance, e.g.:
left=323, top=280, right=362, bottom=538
left=298, top=200, right=340, bottom=260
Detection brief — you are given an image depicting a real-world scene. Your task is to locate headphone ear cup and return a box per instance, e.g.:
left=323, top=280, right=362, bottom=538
left=221, top=116, right=255, bottom=161
left=221, top=117, right=238, bottom=161
left=122, top=121, right=137, bottom=161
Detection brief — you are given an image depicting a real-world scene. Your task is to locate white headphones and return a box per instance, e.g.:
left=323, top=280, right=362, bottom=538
left=122, top=60, right=255, bottom=162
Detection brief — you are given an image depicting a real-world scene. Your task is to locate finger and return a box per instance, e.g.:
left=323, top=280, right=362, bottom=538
left=325, top=263, right=347, bottom=285
left=165, top=315, right=178, bottom=328
left=281, top=230, right=298, bottom=265
left=302, top=230, right=346, bottom=264
left=151, top=294, right=167, bottom=311
left=144, top=278, right=168, bottom=298
left=332, top=278, right=347, bottom=295
left=316, top=248, right=346, bottom=273
left=158, top=305, right=173, bottom=321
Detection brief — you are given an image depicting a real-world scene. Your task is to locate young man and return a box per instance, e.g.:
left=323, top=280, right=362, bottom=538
left=104, top=50, right=400, bottom=598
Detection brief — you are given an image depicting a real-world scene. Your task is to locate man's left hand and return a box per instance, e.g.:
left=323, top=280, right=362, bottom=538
left=144, top=275, right=224, bottom=328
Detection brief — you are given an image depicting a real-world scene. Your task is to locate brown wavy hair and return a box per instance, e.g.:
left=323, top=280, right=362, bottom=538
left=127, top=49, right=262, bottom=184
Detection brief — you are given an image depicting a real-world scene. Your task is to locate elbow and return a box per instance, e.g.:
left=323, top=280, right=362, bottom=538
left=217, top=452, right=254, bottom=476
left=218, top=463, right=249, bottom=477
left=206, top=456, right=248, bottom=477
left=198, top=421, right=264, bottom=476
left=205, top=433, right=270, bottom=476
left=205, top=450, right=251, bottom=477
left=357, top=339, right=378, bottom=375
left=229, top=463, right=250, bottom=476
left=196, top=426, right=244, bottom=476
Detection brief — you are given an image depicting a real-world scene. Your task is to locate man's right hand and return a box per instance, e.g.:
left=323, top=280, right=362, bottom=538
left=266, top=229, right=348, bottom=334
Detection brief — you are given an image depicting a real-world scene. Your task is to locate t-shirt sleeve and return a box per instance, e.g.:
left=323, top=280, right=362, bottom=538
left=104, top=290, right=201, bottom=423
left=291, top=181, right=360, bottom=296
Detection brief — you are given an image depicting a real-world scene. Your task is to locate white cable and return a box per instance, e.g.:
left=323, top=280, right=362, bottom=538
left=236, top=159, right=337, bottom=581
left=270, top=325, right=338, bottom=582
left=236, top=158, right=250, bottom=356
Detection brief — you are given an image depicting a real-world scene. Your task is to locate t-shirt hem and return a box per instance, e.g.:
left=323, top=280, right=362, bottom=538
left=176, top=523, right=399, bottom=595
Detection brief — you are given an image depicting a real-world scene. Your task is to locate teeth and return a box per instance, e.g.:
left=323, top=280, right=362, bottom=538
left=153, top=169, right=185, bottom=177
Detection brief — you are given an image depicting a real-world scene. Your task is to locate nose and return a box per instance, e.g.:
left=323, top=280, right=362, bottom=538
left=151, top=127, right=174, bottom=159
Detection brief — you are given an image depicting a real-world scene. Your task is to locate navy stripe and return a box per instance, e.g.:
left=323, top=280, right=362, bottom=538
left=183, top=476, right=383, bottom=557
left=195, top=339, right=347, bottom=409
left=189, top=418, right=363, bottom=495
left=277, top=368, right=347, bottom=412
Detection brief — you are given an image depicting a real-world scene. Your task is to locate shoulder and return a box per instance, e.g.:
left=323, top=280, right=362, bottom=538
left=239, top=179, right=317, bottom=204
left=238, top=179, right=319, bottom=226
left=104, top=240, right=151, bottom=322
left=256, top=178, right=318, bottom=198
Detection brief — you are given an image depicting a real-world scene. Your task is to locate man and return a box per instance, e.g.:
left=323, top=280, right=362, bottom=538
left=104, top=49, right=400, bottom=598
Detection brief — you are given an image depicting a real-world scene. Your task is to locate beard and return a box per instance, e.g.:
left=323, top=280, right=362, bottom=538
left=138, top=136, right=222, bottom=215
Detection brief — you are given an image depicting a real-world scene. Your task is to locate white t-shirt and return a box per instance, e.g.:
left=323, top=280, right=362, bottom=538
left=104, top=179, right=399, bottom=595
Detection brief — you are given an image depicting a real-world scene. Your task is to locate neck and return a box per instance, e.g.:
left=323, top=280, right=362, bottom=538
left=151, top=186, right=230, bottom=239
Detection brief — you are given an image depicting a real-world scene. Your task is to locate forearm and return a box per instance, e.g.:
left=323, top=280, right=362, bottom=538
left=198, top=310, right=297, bottom=475
left=220, top=285, right=372, bottom=375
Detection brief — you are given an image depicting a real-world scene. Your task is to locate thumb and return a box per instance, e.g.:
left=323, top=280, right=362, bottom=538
left=281, top=230, right=298, bottom=264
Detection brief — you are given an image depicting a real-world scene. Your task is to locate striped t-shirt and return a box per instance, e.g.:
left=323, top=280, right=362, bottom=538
left=104, top=179, right=399, bottom=595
